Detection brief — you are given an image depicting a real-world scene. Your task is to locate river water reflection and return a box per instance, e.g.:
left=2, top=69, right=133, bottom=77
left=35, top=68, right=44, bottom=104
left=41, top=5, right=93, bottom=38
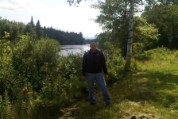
left=60, top=44, right=90, bottom=56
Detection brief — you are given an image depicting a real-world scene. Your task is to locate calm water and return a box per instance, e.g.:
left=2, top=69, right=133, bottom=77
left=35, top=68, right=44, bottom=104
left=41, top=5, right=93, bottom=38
left=60, top=44, right=90, bottom=56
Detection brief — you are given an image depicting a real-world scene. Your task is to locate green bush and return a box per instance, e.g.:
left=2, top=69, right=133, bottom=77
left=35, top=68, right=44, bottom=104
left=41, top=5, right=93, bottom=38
left=0, top=36, right=65, bottom=118
left=0, top=40, right=20, bottom=100
left=135, top=47, right=174, bottom=61
left=174, top=50, right=178, bottom=58
left=99, top=42, right=125, bottom=84
left=12, top=37, right=60, bottom=92
left=0, top=91, right=13, bottom=119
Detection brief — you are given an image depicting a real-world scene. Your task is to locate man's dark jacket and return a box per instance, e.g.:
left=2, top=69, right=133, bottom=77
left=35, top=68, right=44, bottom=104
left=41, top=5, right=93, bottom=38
left=82, top=49, right=108, bottom=76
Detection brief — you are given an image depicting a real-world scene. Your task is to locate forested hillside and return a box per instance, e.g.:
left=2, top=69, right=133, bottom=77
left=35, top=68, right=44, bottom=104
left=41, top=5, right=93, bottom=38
left=0, top=17, right=85, bottom=45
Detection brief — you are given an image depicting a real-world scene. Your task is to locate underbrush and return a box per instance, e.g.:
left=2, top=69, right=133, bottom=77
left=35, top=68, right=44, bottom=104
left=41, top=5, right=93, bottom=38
left=134, top=47, right=178, bottom=70
left=135, top=47, right=178, bottom=62
left=1, top=36, right=178, bottom=119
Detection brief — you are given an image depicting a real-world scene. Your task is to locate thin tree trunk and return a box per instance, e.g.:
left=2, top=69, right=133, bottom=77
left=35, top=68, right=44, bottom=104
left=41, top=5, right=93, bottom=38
left=125, top=0, right=134, bottom=71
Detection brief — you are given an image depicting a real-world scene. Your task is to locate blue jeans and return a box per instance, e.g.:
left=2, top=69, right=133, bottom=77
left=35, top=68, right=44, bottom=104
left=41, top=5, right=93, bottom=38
left=86, top=73, right=110, bottom=104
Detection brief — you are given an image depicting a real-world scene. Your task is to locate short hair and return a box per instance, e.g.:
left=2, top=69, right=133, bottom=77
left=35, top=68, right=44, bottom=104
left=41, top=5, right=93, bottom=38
left=90, top=42, right=96, bottom=46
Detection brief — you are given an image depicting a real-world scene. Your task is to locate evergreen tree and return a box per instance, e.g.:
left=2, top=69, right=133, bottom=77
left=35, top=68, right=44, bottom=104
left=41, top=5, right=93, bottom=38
left=35, top=20, right=43, bottom=39
left=24, top=23, right=36, bottom=38
left=30, top=16, right=34, bottom=28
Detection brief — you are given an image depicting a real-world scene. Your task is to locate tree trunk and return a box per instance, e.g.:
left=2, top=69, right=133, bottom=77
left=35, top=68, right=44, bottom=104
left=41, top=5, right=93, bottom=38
left=124, top=0, right=134, bottom=71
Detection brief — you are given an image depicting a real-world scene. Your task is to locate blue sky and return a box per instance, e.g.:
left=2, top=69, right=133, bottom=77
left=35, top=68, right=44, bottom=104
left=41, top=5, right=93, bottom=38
left=0, top=0, right=102, bottom=38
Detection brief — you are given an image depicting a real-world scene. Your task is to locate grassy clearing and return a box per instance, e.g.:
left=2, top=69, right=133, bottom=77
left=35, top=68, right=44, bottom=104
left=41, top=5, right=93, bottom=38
left=59, top=53, right=178, bottom=119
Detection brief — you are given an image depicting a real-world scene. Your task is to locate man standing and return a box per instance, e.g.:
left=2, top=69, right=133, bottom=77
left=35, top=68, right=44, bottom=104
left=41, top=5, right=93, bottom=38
left=82, top=42, right=110, bottom=105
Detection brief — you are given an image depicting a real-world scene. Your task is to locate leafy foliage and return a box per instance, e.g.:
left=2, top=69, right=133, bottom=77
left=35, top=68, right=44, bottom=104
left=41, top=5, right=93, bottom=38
left=95, top=0, right=159, bottom=57
left=98, top=41, right=125, bottom=83
left=0, top=35, right=88, bottom=118
left=142, top=4, right=178, bottom=48
left=133, top=17, right=159, bottom=54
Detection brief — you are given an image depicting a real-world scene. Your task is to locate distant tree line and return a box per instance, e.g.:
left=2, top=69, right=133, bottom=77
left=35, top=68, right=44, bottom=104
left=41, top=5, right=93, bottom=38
left=0, top=16, right=85, bottom=45
left=44, top=27, right=85, bottom=45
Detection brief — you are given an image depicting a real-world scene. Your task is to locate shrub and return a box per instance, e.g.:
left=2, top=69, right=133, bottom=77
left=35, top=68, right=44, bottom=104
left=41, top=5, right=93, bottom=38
left=99, top=42, right=125, bottom=84
left=12, top=37, right=60, bottom=92
left=40, top=54, right=88, bottom=106
left=0, top=91, right=13, bottom=119
left=135, top=47, right=174, bottom=61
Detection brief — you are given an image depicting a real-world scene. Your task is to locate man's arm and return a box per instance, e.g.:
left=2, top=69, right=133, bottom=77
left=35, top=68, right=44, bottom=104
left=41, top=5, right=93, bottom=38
left=82, top=53, right=87, bottom=76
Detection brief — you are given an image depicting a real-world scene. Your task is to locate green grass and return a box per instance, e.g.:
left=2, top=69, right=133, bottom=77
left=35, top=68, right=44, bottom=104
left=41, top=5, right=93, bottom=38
left=59, top=58, right=178, bottom=119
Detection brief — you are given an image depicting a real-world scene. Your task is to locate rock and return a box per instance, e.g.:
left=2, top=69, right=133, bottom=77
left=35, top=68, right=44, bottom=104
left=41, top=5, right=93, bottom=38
left=62, top=107, right=81, bottom=117
left=131, top=116, right=137, bottom=119
left=139, top=115, right=146, bottom=119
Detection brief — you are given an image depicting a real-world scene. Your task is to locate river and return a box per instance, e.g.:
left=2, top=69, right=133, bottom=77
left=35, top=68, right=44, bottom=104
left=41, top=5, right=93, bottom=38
left=60, top=44, right=90, bottom=56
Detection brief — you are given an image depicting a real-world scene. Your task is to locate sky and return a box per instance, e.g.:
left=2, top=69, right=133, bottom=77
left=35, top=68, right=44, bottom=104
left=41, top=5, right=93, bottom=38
left=0, top=0, right=102, bottom=38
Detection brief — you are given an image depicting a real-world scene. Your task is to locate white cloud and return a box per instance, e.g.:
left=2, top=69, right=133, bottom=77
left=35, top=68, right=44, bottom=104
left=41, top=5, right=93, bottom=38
left=0, top=0, right=28, bottom=11
left=0, top=0, right=47, bottom=13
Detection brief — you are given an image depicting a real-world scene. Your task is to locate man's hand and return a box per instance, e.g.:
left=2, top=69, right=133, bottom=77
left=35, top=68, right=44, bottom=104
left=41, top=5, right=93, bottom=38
left=104, top=75, right=108, bottom=80
left=82, top=76, right=87, bottom=80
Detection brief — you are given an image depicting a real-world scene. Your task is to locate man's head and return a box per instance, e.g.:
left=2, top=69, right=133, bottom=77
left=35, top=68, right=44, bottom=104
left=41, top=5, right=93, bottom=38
left=90, top=42, right=97, bottom=51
